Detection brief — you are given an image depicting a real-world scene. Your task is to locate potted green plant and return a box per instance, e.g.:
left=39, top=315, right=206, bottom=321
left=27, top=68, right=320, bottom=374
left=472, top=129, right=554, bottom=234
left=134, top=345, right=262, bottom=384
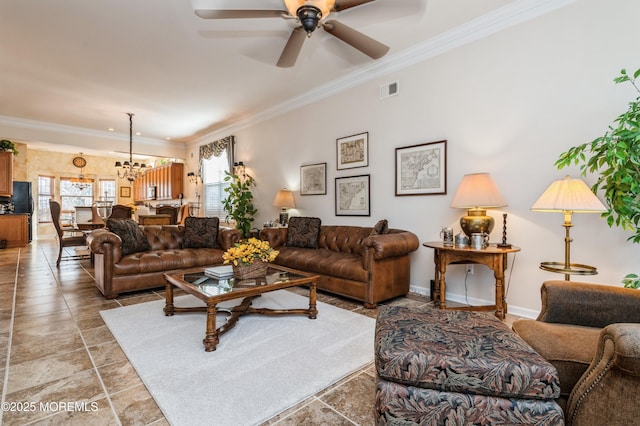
left=221, top=171, right=258, bottom=238
left=555, top=68, right=640, bottom=288
left=0, top=139, right=18, bottom=155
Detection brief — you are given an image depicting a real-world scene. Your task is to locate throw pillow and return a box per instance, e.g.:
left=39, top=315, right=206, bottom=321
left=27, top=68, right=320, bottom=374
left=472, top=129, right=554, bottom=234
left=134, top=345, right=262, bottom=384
left=286, top=217, right=321, bottom=249
left=183, top=217, right=219, bottom=248
left=106, top=218, right=151, bottom=255
left=370, top=219, right=389, bottom=235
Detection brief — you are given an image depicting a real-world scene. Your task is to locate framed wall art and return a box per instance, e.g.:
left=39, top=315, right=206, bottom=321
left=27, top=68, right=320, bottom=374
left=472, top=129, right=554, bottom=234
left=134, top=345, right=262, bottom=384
left=335, top=174, right=370, bottom=216
left=336, top=132, right=368, bottom=170
left=395, top=140, right=447, bottom=196
left=300, top=162, right=327, bottom=195
left=120, top=186, right=131, bottom=198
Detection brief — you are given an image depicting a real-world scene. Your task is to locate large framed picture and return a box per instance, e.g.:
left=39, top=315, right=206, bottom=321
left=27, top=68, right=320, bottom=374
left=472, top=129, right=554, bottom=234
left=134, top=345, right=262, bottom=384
left=300, top=162, right=327, bottom=195
left=395, top=140, right=447, bottom=196
left=336, top=132, right=368, bottom=170
left=335, top=174, right=370, bottom=216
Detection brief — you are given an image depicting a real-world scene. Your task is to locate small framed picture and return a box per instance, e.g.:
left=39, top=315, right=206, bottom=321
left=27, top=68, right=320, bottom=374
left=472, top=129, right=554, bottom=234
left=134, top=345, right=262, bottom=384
left=336, top=132, right=368, bottom=170
left=120, top=186, right=131, bottom=198
left=335, top=174, right=370, bottom=216
left=395, top=140, right=447, bottom=196
left=300, top=162, right=327, bottom=195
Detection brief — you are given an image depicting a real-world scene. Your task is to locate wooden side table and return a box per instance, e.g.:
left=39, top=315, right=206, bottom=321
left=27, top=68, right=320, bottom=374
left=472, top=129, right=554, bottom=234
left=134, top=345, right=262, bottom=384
left=423, top=242, right=521, bottom=319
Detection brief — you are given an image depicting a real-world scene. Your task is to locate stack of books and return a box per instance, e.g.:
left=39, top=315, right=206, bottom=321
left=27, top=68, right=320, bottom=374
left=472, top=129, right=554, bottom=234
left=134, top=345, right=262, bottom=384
left=204, top=265, right=234, bottom=279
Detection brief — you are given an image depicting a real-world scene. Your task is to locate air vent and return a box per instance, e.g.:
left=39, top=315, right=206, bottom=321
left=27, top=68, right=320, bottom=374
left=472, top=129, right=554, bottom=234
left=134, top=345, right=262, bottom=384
left=379, top=81, right=399, bottom=100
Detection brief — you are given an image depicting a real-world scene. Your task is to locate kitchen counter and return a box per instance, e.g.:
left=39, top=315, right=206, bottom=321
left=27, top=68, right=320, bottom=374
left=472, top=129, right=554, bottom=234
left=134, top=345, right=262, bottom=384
left=0, top=213, right=29, bottom=248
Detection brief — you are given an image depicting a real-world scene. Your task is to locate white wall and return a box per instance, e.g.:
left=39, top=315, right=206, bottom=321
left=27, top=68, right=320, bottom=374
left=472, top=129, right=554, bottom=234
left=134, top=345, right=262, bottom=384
left=189, top=0, right=640, bottom=317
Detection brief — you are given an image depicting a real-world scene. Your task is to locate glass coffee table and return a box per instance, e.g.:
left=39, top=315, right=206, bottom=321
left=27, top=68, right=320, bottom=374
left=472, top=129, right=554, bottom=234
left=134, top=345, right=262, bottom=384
left=164, top=264, right=319, bottom=352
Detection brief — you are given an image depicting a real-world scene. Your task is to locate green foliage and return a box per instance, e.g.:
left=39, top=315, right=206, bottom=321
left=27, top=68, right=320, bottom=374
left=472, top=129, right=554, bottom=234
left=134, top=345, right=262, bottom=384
left=555, top=68, right=640, bottom=244
left=623, top=273, right=640, bottom=289
left=556, top=68, right=640, bottom=289
left=0, top=139, right=18, bottom=155
left=221, top=171, right=257, bottom=238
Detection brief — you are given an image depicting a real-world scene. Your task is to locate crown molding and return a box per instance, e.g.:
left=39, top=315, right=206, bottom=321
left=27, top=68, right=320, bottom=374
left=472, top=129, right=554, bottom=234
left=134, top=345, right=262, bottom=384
left=196, top=0, right=577, bottom=143
left=0, top=114, right=181, bottom=148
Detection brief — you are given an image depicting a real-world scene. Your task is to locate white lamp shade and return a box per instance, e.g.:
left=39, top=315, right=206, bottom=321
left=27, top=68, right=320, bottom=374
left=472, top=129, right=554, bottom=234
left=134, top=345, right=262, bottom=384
left=531, top=176, right=606, bottom=213
left=273, top=189, right=296, bottom=209
left=450, top=173, right=507, bottom=209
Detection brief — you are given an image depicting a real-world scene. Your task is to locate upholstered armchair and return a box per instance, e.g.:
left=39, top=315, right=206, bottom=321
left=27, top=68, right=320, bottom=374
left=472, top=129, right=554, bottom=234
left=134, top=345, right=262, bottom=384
left=512, top=280, right=640, bottom=426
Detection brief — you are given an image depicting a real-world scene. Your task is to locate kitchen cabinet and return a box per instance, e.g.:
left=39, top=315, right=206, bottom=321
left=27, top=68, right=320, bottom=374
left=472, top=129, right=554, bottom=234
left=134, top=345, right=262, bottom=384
left=0, top=152, right=13, bottom=197
left=133, top=162, right=184, bottom=202
left=0, top=214, right=28, bottom=248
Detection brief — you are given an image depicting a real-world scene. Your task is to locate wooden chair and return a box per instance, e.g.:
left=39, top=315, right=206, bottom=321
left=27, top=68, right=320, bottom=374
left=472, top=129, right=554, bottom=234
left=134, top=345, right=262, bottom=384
left=156, top=205, right=179, bottom=225
left=90, top=205, right=106, bottom=226
left=49, top=200, right=88, bottom=267
left=108, top=204, right=133, bottom=219
left=178, top=203, right=191, bottom=225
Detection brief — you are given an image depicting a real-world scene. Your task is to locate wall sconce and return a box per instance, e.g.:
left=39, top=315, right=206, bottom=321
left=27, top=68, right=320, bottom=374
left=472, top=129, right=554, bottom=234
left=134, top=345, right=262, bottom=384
left=233, top=162, right=246, bottom=179
left=273, top=188, right=296, bottom=226
left=187, top=172, right=200, bottom=185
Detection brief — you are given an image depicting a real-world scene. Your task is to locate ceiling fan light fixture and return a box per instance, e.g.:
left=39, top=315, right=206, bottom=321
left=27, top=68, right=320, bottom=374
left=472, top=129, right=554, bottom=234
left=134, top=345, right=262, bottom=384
left=298, top=5, right=321, bottom=34
left=284, top=0, right=335, bottom=17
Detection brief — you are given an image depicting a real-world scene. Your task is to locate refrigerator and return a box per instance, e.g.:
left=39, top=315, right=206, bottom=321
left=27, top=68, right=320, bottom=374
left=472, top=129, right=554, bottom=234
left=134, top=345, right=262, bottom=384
left=0, top=181, right=34, bottom=242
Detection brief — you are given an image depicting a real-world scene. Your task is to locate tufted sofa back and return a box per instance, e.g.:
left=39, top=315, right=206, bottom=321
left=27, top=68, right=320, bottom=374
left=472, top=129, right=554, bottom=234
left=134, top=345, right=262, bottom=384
left=318, top=226, right=373, bottom=255
left=143, top=225, right=184, bottom=251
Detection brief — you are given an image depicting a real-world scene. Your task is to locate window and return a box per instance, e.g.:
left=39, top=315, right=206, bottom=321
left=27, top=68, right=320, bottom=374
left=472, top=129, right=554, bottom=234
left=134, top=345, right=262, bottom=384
left=98, top=179, right=116, bottom=203
left=203, top=150, right=231, bottom=219
left=38, top=175, right=54, bottom=223
left=60, top=178, right=94, bottom=224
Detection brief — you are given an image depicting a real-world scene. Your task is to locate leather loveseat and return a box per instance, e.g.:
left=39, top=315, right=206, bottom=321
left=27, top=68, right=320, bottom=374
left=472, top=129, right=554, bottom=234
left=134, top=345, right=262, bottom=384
left=87, top=218, right=241, bottom=298
left=259, top=218, right=419, bottom=308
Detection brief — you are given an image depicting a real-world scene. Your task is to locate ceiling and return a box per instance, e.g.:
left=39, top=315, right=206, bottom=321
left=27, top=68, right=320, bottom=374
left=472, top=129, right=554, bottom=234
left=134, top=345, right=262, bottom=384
left=0, top=0, right=548, bottom=155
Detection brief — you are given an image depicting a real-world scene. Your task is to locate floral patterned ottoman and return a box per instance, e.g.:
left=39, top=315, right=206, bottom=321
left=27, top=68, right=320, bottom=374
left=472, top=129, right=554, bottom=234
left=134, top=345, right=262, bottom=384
left=375, top=306, right=564, bottom=425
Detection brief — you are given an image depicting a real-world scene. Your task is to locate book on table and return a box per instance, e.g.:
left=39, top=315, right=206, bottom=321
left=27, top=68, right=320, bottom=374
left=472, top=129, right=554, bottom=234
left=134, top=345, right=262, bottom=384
left=204, top=265, right=234, bottom=279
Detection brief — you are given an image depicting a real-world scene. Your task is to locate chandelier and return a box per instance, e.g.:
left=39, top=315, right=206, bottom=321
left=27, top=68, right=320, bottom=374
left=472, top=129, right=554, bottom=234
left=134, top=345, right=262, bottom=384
left=71, top=152, right=92, bottom=191
left=114, top=113, right=148, bottom=182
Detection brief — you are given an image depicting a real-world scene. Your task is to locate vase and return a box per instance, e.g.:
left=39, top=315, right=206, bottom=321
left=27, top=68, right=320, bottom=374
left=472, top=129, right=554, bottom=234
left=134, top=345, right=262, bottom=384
left=233, top=260, right=267, bottom=280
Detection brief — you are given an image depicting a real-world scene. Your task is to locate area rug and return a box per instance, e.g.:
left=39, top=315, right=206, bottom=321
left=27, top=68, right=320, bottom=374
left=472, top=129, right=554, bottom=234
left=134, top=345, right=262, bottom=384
left=100, top=290, right=375, bottom=426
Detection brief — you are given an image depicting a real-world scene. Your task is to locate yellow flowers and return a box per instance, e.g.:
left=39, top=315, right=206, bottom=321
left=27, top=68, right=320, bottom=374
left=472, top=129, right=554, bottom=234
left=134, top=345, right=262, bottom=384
left=223, top=238, right=279, bottom=266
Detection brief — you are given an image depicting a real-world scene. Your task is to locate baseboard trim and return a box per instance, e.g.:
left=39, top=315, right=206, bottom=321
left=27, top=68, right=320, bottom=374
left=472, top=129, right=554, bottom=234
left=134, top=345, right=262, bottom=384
left=409, top=285, right=538, bottom=319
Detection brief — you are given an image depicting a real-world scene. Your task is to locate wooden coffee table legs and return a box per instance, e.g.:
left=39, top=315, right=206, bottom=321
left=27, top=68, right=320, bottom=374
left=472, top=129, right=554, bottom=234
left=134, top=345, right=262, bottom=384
left=164, top=282, right=318, bottom=352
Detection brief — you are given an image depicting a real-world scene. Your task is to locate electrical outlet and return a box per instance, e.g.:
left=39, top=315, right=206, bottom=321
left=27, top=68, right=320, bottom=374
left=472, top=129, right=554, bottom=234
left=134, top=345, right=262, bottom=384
left=466, top=265, right=474, bottom=275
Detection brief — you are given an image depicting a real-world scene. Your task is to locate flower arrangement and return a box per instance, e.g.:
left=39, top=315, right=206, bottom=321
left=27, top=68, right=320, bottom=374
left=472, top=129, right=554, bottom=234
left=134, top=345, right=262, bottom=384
left=223, top=238, right=278, bottom=267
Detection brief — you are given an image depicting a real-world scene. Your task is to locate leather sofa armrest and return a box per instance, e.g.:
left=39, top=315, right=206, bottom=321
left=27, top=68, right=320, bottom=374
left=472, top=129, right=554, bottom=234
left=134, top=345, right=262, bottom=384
left=87, top=228, right=123, bottom=263
left=538, top=280, right=640, bottom=327
left=362, top=230, right=419, bottom=260
left=259, top=228, right=288, bottom=249
left=219, top=227, right=242, bottom=250
left=566, top=323, right=640, bottom=424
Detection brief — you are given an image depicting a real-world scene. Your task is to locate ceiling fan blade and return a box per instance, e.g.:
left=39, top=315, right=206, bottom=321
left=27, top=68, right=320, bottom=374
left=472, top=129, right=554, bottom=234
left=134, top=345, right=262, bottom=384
left=277, top=27, right=307, bottom=68
left=194, top=9, right=287, bottom=19
left=333, top=0, right=376, bottom=12
left=322, top=20, right=389, bottom=59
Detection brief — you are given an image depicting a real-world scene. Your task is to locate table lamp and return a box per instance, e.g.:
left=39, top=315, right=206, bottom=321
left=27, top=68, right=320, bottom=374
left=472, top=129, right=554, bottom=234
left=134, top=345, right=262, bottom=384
left=273, top=189, right=296, bottom=226
left=531, top=175, right=607, bottom=280
left=450, top=173, right=507, bottom=238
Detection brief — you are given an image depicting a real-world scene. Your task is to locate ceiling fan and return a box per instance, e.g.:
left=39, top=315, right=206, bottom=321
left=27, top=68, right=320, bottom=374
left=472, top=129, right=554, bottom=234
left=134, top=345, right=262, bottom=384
left=195, top=0, right=390, bottom=68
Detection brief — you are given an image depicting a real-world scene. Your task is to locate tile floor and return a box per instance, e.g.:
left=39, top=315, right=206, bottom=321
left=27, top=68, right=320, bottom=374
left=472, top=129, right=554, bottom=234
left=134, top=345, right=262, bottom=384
left=0, top=238, right=522, bottom=425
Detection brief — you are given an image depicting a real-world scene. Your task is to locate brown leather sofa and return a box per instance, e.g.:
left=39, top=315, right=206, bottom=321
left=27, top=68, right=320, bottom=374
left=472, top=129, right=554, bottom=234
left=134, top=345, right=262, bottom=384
left=512, top=280, right=640, bottom=426
left=259, top=225, right=419, bottom=308
left=87, top=224, right=241, bottom=298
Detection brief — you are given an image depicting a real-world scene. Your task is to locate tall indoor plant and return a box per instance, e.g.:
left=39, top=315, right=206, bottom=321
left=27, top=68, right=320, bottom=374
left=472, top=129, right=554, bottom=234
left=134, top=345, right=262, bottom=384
left=221, top=170, right=258, bottom=238
left=556, top=68, right=640, bottom=287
